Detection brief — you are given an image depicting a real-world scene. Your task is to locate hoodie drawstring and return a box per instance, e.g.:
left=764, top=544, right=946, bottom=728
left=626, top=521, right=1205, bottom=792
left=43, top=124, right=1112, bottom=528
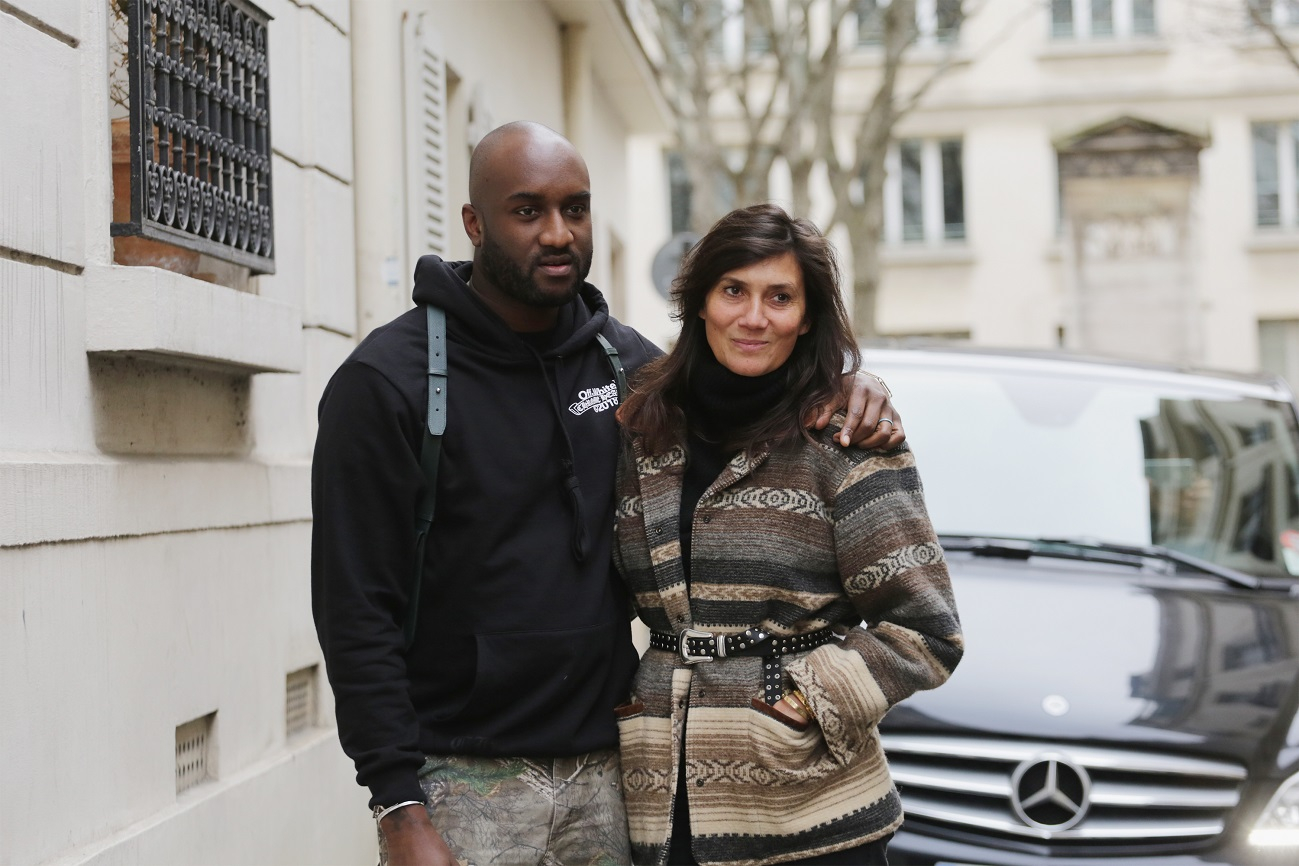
left=539, top=356, right=589, bottom=563
left=561, top=458, right=588, bottom=562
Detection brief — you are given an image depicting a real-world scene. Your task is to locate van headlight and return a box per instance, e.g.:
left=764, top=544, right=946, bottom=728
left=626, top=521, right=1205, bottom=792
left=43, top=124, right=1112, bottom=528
left=1250, top=774, right=1299, bottom=848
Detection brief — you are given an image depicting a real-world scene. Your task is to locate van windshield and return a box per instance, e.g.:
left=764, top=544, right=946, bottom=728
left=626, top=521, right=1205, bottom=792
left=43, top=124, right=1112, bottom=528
left=874, top=361, right=1299, bottom=580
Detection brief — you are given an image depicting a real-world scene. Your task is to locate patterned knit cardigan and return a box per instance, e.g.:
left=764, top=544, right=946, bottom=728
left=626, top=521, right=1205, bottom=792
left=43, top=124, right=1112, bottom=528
left=612, top=423, right=964, bottom=866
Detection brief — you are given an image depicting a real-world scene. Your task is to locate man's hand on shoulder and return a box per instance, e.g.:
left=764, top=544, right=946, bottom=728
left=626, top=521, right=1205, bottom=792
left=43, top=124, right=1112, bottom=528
left=807, top=370, right=905, bottom=449
left=381, top=804, right=457, bottom=866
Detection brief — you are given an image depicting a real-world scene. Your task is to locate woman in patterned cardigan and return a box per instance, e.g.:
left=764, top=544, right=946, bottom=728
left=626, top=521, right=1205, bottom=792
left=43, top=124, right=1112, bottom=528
left=613, top=204, right=964, bottom=866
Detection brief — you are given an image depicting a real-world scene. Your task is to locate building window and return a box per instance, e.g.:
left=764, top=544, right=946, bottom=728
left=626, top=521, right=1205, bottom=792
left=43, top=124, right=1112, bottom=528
left=1259, top=320, right=1299, bottom=393
left=858, top=0, right=962, bottom=46
left=1249, top=0, right=1299, bottom=29
left=743, top=3, right=772, bottom=55
left=884, top=138, right=966, bottom=245
left=112, top=0, right=275, bottom=274
left=664, top=0, right=727, bottom=58
left=1051, top=0, right=1157, bottom=40
left=673, top=0, right=772, bottom=61
left=1253, top=121, right=1299, bottom=230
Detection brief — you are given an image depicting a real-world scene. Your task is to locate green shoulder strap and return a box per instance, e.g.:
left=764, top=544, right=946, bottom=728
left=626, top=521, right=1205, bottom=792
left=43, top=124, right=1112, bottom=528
left=403, top=312, right=625, bottom=649
left=404, top=304, right=447, bottom=650
left=595, top=333, right=628, bottom=401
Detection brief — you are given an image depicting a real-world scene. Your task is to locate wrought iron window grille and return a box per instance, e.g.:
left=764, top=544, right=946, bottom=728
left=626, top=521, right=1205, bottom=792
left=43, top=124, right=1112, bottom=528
left=112, top=0, right=275, bottom=274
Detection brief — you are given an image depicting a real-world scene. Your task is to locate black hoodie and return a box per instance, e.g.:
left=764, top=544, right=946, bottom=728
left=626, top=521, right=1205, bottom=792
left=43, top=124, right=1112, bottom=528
left=311, top=257, right=661, bottom=808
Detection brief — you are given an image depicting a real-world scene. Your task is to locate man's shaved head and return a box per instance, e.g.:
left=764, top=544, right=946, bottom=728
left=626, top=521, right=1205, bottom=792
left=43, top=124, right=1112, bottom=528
left=460, top=121, right=594, bottom=329
left=468, top=121, right=588, bottom=208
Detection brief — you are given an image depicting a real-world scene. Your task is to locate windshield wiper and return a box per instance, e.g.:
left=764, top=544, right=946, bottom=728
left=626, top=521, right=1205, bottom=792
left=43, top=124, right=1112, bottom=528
left=938, top=534, right=1265, bottom=591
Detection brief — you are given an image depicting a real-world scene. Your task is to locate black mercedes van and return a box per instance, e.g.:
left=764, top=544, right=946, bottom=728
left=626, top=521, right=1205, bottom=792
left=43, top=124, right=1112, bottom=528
left=866, top=347, right=1299, bottom=866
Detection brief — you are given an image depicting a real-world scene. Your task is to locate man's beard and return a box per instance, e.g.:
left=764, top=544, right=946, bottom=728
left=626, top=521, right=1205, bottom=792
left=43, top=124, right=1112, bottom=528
left=478, top=234, right=590, bottom=308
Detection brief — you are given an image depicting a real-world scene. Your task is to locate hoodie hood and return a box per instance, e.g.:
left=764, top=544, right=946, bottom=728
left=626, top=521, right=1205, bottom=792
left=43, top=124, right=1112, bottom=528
left=412, top=256, right=612, bottom=362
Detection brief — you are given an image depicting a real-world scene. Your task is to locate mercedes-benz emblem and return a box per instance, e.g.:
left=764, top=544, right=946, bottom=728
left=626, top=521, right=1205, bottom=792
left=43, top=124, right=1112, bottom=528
left=1009, top=753, right=1091, bottom=833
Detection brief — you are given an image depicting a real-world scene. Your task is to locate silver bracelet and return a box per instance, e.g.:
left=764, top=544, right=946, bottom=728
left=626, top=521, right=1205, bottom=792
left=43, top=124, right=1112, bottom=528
left=373, top=800, right=423, bottom=824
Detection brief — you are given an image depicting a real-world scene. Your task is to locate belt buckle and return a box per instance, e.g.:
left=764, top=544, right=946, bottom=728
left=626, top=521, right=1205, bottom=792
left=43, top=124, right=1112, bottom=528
left=678, top=628, right=715, bottom=664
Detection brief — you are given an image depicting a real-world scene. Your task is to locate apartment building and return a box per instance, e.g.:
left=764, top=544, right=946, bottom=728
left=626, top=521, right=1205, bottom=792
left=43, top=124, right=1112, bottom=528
left=633, top=0, right=1299, bottom=380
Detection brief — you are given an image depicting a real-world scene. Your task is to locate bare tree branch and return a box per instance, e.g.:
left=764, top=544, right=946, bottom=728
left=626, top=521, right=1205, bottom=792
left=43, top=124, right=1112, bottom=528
left=1245, top=0, right=1299, bottom=74
left=642, top=0, right=1024, bottom=334
left=895, top=0, right=1035, bottom=119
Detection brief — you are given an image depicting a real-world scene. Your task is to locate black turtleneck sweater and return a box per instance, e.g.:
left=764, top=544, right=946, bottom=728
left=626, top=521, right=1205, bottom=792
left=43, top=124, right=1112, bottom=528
left=678, top=353, right=790, bottom=581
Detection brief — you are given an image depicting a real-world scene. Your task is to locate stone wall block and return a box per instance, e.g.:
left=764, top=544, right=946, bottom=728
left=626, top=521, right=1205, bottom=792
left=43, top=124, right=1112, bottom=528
left=84, top=265, right=304, bottom=374
left=306, top=326, right=358, bottom=436
left=249, top=369, right=309, bottom=459
left=0, top=260, right=97, bottom=452
left=305, top=0, right=350, bottom=34
left=302, top=172, right=358, bottom=334
left=249, top=322, right=355, bottom=460
left=303, top=10, right=354, bottom=182
left=0, top=525, right=347, bottom=866
left=4, top=0, right=80, bottom=44
left=257, top=155, right=307, bottom=311
left=0, top=541, right=171, bottom=866
left=262, top=0, right=305, bottom=166
left=69, top=736, right=372, bottom=866
left=0, top=13, right=84, bottom=266
left=89, top=355, right=253, bottom=456
left=0, top=458, right=311, bottom=548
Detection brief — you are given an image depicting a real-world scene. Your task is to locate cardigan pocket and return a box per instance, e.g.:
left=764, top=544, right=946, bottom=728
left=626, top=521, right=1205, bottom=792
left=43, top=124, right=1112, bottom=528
left=746, top=701, right=841, bottom=783
left=615, top=702, right=676, bottom=854
left=614, top=699, right=646, bottom=719
left=750, top=697, right=811, bottom=731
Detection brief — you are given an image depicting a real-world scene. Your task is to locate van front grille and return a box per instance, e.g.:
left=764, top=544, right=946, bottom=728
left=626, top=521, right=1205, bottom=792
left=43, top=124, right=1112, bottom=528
left=883, top=733, right=1246, bottom=845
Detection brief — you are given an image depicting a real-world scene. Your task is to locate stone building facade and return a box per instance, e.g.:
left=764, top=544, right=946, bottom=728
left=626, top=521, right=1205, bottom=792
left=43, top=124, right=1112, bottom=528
left=870, top=0, right=1299, bottom=378
left=0, top=1, right=668, bottom=863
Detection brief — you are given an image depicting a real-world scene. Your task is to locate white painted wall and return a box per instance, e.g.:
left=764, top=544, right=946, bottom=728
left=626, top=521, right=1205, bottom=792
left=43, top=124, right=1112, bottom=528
left=0, top=9, right=85, bottom=270
left=1, top=1, right=370, bottom=864
left=624, top=134, right=676, bottom=349
left=351, top=0, right=674, bottom=343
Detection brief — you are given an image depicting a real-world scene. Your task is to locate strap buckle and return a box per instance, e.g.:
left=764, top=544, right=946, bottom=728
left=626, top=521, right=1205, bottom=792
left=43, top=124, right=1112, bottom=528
left=678, top=628, right=716, bottom=664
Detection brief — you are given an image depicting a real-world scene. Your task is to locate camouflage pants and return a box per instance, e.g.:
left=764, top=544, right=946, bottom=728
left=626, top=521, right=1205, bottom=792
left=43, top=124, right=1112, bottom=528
left=378, top=750, right=631, bottom=866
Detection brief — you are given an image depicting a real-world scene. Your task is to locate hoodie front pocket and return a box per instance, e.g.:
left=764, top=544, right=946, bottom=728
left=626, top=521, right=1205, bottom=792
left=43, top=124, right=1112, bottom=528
left=458, top=623, right=621, bottom=728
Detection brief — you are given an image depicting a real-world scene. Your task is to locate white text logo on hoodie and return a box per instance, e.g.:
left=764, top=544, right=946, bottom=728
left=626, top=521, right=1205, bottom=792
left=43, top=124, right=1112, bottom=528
left=569, top=381, right=619, bottom=416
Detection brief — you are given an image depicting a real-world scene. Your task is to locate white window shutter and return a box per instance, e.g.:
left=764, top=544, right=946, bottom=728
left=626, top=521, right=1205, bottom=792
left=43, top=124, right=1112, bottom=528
left=403, top=13, right=449, bottom=269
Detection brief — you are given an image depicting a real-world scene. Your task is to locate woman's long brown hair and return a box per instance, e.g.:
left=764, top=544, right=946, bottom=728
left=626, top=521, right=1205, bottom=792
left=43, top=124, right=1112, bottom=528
left=619, top=204, right=860, bottom=455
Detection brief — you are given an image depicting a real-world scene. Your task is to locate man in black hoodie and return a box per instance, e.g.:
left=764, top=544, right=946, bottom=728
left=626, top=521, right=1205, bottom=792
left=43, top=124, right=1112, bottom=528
left=311, top=122, right=902, bottom=866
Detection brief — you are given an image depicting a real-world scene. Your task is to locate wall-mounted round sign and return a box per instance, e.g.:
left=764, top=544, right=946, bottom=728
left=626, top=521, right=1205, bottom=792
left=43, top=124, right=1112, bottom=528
left=651, top=232, right=701, bottom=300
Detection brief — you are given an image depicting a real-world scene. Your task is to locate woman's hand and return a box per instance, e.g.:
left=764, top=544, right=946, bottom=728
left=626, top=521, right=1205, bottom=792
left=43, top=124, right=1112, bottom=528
left=807, top=371, right=905, bottom=448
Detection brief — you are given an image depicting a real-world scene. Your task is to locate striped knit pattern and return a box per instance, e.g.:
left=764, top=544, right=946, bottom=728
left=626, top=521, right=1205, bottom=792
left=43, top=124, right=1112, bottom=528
left=611, top=421, right=964, bottom=866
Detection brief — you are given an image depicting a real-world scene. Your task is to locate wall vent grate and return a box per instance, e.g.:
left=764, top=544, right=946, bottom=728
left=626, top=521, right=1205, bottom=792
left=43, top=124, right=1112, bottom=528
left=175, top=713, right=215, bottom=794
left=286, top=666, right=318, bottom=738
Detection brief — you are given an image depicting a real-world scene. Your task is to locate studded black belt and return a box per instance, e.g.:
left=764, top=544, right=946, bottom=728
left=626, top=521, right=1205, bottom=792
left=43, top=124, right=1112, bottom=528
left=648, top=625, right=835, bottom=663
left=649, top=625, right=841, bottom=706
left=648, top=625, right=836, bottom=704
